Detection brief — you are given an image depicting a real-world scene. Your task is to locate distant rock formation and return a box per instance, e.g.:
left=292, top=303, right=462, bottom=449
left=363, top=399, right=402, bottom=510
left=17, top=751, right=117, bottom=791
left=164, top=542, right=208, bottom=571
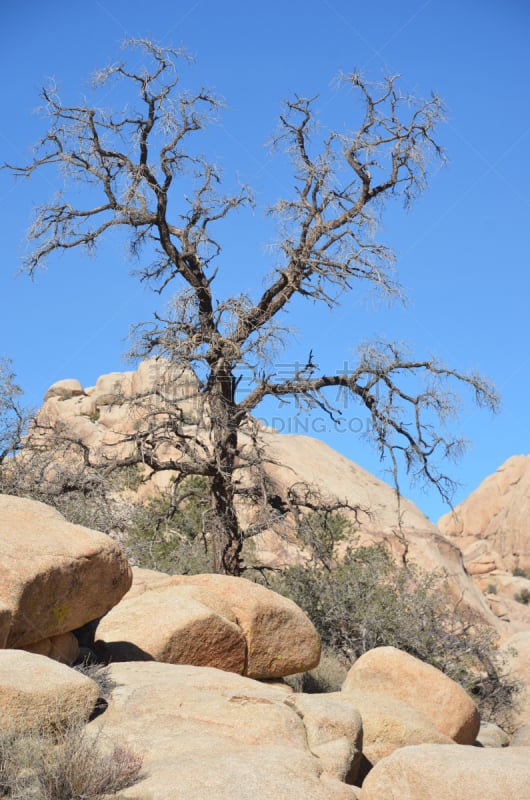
left=439, top=455, right=530, bottom=574
left=438, top=456, right=530, bottom=630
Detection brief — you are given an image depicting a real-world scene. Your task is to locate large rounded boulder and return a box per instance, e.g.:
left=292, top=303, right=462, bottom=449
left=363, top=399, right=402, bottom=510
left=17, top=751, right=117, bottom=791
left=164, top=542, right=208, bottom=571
left=97, top=567, right=321, bottom=679
left=342, top=646, right=480, bottom=744
left=0, top=495, right=132, bottom=650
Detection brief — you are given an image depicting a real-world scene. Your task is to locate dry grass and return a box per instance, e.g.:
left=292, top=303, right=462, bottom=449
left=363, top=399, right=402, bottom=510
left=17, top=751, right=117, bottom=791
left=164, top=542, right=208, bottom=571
left=0, top=713, right=142, bottom=800
left=283, top=647, right=349, bottom=694
left=74, top=661, right=117, bottom=699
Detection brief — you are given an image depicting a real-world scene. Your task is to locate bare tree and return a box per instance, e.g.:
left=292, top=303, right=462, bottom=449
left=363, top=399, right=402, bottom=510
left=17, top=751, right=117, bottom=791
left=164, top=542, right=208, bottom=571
left=0, top=358, right=33, bottom=483
left=5, top=40, right=498, bottom=574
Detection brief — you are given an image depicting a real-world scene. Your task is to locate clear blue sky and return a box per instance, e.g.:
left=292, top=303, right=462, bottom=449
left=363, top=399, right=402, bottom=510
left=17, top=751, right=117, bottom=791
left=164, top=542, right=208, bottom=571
left=1, top=0, right=529, bottom=522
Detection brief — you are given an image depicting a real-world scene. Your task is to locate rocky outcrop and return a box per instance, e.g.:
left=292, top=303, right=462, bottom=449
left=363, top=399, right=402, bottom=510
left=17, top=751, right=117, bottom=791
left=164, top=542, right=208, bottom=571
left=4, top=372, right=529, bottom=798
left=342, top=646, right=480, bottom=745
left=439, top=455, right=530, bottom=574
left=96, top=567, right=321, bottom=679
left=360, top=744, right=530, bottom=800
left=32, top=360, right=501, bottom=631
left=481, top=574, right=530, bottom=631
left=0, top=494, right=132, bottom=654
left=258, top=433, right=500, bottom=628
left=261, top=430, right=431, bottom=534
left=35, top=360, right=431, bottom=544
left=43, top=377, right=85, bottom=402
left=88, top=661, right=361, bottom=800
left=0, top=649, right=99, bottom=734
left=7, top=640, right=527, bottom=799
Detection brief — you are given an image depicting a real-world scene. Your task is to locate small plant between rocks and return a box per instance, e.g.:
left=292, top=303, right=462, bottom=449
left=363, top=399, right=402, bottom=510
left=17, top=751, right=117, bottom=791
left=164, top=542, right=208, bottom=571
left=74, top=661, right=117, bottom=700
left=514, top=587, right=530, bottom=606
left=282, top=647, right=349, bottom=694
left=512, top=567, right=530, bottom=579
left=0, top=713, right=142, bottom=800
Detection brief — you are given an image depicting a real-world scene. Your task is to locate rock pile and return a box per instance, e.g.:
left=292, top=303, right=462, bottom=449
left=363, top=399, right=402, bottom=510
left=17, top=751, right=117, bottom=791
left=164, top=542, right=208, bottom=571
left=3, top=363, right=530, bottom=798
left=0, top=494, right=529, bottom=798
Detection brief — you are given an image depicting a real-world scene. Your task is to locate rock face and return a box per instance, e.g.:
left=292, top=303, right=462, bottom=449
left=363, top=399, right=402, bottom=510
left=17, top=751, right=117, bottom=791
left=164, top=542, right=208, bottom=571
left=0, top=495, right=132, bottom=650
left=89, top=661, right=361, bottom=800
left=258, top=433, right=498, bottom=628
left=97, top=567, right=321, bottom=679
left=481, top=574, right=530, bottom=631
left=342, top=646, right=480, bottom=745
left=360, top=744, right=530, bottom=800
left=0, top=649, right=99, bottom=734
left=439, top=455, right=530, bottom=573
left=261, top=431, right=431, bottom=534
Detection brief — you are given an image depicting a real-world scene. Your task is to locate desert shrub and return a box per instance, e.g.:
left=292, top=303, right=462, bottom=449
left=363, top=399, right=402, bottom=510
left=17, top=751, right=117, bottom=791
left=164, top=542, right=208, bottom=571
left=512, top=566, right=530, bottom=579
left=282, top=647, right=349, bottom=694
left=514, top=587, right=530, bottom=605
left=6, top=434, right=231, bottom=575
left=50, top=487, right=135, bottom=537
left=125, top=475, right=212, bottom=574
left=0, top=714, right=141, bottom=800
left=1, top=442, right=138, bottom=537
left=268, top=512, right=519, bottom=726
left=73, top=662, right=116, bottom=699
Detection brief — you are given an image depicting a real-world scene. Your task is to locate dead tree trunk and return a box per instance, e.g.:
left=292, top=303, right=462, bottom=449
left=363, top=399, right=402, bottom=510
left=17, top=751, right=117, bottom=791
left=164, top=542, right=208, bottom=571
left=206, top=367, right=244, bottom=575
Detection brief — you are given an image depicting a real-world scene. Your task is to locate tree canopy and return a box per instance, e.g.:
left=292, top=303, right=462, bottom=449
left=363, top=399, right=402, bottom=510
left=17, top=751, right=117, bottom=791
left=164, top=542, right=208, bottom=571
left=5, top=40, right=499, bottom=574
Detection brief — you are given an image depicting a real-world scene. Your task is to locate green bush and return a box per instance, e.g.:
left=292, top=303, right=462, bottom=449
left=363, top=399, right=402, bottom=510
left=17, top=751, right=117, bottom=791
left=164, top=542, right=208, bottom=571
left=512, top=566, right=530, bottom=579
left=125, top=475, right=212, bottom=574
left=268, top=512, right=519, bottom=726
